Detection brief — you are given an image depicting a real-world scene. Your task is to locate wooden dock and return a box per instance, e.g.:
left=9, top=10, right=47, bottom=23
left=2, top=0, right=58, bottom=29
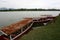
left=0, top=15, right=56, bottom=40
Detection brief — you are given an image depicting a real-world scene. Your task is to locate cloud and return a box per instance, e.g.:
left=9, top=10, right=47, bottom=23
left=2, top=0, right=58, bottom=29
left=0, top=0, right=60, bottom=8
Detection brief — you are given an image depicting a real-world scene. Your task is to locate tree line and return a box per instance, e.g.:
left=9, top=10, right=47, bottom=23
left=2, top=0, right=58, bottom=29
left=0, top=8, right=60, bottom=11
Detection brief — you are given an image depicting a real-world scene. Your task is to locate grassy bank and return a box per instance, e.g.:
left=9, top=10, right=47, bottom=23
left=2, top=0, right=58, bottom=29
left=19, top=15, right=60, bottom=40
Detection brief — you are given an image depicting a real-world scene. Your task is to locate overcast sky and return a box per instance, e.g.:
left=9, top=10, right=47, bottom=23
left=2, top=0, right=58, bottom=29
left=0, top=0, right=60, bottom=9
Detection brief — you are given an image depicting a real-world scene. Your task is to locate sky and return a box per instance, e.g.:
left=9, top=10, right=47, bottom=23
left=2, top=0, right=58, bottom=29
left=0, top=0, right=60, bottom=9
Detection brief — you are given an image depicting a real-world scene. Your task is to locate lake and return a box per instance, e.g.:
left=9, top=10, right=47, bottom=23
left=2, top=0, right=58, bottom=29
left=0, top=11, right=60, bottom=27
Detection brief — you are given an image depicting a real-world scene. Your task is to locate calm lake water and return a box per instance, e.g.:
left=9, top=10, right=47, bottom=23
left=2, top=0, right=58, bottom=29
left=0, top=11, right=60, bottom=27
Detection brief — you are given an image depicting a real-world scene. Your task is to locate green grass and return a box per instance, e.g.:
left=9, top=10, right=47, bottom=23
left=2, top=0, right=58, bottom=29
left=19, top=16, right=60, bottom=40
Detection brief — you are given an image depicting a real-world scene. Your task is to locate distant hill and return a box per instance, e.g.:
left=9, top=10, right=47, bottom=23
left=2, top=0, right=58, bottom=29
left=0, top=8, right=8, bottom=10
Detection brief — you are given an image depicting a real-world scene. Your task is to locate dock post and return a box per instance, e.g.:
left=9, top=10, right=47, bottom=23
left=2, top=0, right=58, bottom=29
left=10, top=35, right=13, bottom=40
left=21, top=28, right=23, bottom=32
